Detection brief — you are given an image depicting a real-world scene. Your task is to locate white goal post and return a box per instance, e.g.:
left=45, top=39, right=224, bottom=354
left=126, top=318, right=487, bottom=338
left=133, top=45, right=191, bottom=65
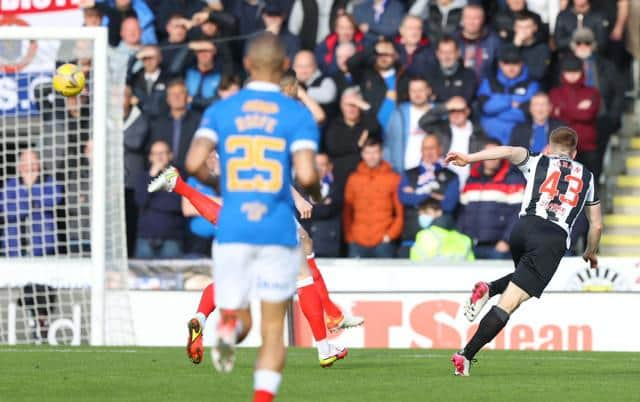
left=0, top=27, right=133, bottom=345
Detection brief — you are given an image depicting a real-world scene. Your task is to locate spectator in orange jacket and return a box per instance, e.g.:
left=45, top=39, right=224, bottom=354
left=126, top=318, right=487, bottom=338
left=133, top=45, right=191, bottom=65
left=343, top=137, right=404, bottom=258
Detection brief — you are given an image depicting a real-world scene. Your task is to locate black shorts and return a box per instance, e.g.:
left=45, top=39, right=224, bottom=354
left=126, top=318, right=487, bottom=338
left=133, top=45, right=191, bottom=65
left=509, top=215, right=567, bottom=298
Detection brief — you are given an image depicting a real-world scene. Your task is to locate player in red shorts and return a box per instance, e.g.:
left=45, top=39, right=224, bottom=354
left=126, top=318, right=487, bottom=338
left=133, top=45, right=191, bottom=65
left=148, top=167, right=363, bottom=367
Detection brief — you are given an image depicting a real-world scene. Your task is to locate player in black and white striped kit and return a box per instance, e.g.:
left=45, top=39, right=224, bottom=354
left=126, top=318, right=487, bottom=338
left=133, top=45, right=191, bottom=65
left=445, top=127, right=603, bottom=376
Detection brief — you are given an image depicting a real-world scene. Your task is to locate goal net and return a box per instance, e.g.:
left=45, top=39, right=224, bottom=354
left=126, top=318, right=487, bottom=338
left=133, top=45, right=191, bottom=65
left=0, top=27, right=134, bottom=345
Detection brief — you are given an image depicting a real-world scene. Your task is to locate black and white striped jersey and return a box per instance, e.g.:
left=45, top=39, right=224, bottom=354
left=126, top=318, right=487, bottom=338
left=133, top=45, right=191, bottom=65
left=516, top=152, right=599, bottom=240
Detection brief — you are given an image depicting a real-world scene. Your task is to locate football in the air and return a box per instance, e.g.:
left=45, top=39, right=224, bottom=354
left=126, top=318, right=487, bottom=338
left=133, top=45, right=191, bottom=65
left=52, top=63, right=86, bottom=97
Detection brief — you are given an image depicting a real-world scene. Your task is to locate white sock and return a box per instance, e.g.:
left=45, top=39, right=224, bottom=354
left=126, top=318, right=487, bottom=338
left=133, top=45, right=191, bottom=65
left=195, top=312, right=206, bottom=329
left=296, top=277, right=313, bottom=288
left=316, top=339, right=330, bottom=356
left=306, top=252, right=315, bottom=260
left=254, top=369, right=282, bottom=395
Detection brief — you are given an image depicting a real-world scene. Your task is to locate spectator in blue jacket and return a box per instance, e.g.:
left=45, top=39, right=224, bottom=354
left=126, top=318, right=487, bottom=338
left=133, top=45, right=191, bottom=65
left=457, top=139, right=525, bottom=259
left=454, top=4, right=502, bottom=81
left=477, top=45, right=539, bottom=146
left=397, top=134, right=459, bottom=255
left=135, top=140, right=185, bottom=259
left=185, top=40, right=224, bottom=112
left=384, top=75, right=434, bottom=173
left=352, top=0, right=406, bottom=42
left=0, top=149, right=63, bottom=257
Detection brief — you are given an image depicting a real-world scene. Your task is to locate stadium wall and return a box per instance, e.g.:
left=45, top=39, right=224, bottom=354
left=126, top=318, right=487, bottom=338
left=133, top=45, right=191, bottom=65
left=116, top=257, right=640, bottom=351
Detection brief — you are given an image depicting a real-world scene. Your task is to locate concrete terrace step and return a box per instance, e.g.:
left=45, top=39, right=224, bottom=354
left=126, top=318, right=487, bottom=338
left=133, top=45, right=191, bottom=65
left=601, top=234, right=640, bottom=247
left=617, top=176, right=640, bottom=187
left=612, top=196, right=640, bottom=214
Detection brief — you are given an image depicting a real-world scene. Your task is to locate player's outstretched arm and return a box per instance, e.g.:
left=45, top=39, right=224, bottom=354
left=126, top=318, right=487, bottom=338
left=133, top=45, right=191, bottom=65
left=186, top=137, right=219, bottom=190
left=293, top=149, right=321, bottom=202
left=445, top=146, right=529, bottom=167
left=583, top=203, right=603, bottom=268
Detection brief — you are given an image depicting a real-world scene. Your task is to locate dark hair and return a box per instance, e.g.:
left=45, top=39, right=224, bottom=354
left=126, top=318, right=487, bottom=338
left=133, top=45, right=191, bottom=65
left=549, top=127, right=578, bottom=152
left=333, top=11, right=358, bottom=33
left=167, top=13, right=186, bottom=22
left=408, top=74, right=430, bottom=87
left=167, top=78, right=187, bottom=90
left=218, top=74, right=242, bottom=91
left=362, top=136, right=382, bottom=148
left=418, top=197, right=442, bottom=211
left=83, top=6, right=103, bottom=18
left=514, top=11, right=538, bottom=23
left=484, top=138, right=502, bottom=147
left=436, top=34, right=458, bottom=50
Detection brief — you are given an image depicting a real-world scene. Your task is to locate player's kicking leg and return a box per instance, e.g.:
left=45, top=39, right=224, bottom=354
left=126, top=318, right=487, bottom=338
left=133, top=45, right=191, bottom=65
left=148, top=166, right=221, bottom=223
left=453, top=281, right=530, bottom=376
left=464, top=273, right=513, bottom=322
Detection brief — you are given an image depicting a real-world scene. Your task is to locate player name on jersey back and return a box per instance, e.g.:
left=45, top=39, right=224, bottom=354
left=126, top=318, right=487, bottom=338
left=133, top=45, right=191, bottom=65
left=517, top=153, right=599, bottom=239
left=194, top=82, right=319, bottom=246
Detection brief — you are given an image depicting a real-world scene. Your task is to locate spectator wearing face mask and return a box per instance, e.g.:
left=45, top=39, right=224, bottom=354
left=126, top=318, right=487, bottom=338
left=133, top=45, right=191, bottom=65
left=410, top=198, right=474, bottom=262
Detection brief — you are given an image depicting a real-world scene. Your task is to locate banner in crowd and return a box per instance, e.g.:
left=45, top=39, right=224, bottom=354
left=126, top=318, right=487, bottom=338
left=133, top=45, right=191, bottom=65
left=0, top=0, right=82, bottom=115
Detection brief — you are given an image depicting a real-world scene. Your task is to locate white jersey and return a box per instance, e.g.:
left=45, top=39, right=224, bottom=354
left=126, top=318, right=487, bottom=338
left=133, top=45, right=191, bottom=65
left=517, top=152, right=599, bottom=237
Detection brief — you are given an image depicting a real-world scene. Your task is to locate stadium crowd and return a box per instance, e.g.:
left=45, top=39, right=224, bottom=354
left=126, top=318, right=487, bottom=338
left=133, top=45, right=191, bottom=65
left=74, top=0, right=634, bottom=259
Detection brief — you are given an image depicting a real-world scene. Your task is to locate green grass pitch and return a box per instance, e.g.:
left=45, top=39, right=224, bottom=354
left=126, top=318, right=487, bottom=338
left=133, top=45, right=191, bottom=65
left=2, top=347, right=639, bottom=402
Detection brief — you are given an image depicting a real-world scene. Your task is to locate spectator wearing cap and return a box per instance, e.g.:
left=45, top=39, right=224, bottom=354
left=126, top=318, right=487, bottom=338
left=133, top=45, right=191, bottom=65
left=385, top=76, right=435, bottom=173
left=554, top=0, right=609, bottom=55
left=492, top=0, right=547, bottom=43
left=315, top=12, right=365, bottom=75
left=549, top=55, right=602, bottom=181
left=150, top=79, right=202, bottom=175
left=261, top=3, right=301, bottom=63
left=571, top=27, right=625, bottom=161
left=91, top=0, right=157, bottom=47
left=128, top=45, right=170, bottom=119
left=343, top=137, right=403, bottom=258
left=397, top=134, right=459, bottom=256
left=395, top=15, right=435, bottom=76
left=293, top=50, right=338, bottom=120
left=453, top=4, right=502, bottom=81
left=457, top=139, right=525, bottom=260
left=477, top=45, right=539, bottom=146
left=418, top=96, right=487, bottom=186
left=346, top=37, right=400, bottom=131
left=426, top=35, right=478, bottom=105
left=184, top=40, right=225, bottom=112
left=509, top=92, right=563, bottom=153
left=510, top=12, right=551, bottom=82
left=323, top=88, right=381, bottom=194
left=352, top=0, right=406, bottom=42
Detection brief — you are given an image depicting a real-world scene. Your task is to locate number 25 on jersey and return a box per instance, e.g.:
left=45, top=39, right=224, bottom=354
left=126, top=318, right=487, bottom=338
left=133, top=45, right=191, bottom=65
left=540, top=171, right=583, bottom=207
left=225, top=135, right=286, bottom=193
